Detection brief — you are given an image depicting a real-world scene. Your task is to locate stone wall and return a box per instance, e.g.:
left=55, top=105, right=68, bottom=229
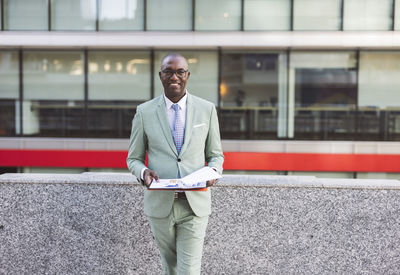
left=1, top=173, right=399, bottom=274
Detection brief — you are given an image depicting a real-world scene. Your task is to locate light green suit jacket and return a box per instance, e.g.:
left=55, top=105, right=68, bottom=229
left=127, top=94, right=224, bottom=218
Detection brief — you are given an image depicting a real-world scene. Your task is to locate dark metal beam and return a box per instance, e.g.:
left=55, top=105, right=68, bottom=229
left=150, top=48, right=155, bottom=98
left=143, top=0, right=147, bottom=31
left=240, top=0, right=244, bottom=31
left=192, top=0, right=195, bottom=31
left=96, top=0, right=99, bottom=31
left=48, top=0, right=51, bottom=30
left=290, top=0, right=294, bottom=31
left=83, top=49, right=89, bottom=137
left=18, top=49, right=23, bottom=136
left=392, top=0, right=396, bottom=31
left=340, top=0, right=344, bottom=31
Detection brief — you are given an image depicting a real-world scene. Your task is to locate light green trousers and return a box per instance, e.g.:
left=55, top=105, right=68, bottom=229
left=147, top=199, right=209, bottom=275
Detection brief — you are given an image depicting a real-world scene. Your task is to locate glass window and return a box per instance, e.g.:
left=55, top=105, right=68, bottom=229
left=88, top=51, right=151, bottom=138
left=23, top=51, right=85, bottom=137
left=220, top=51, right=288, bottom=139
left=293, top=0, right=341, bottom=30
left=395, top=0, right=400, bottom=30
left=356, top=172, right=400, bottom=180
left=4, top=0, right=48, bottom=30
left=23, top=167, right=85, bottom=173
left=99, top=0, right=144, bottom=30
left=0, top=167, right=18, bottom=175
left=51, top=0, right=96, bottom=30
left=0, top=51, right=19, bottom=136
left=154, top=51, right=219, bottom=105
left=147, top=0, right=191, bottom=30
left=343, top=0, right=392, bottom=30
left=289, top=171, right=354, bottom=178
left=0, top=51, right=19, bottom=99
left=358, top=51, right=400, bottom=141
left=88, top=51, right=150, bottom=101
left=289, top=51, right=357, bottom=140
left=195, top=0, right=241, bottom=30
left=244, top=0, right=290, bottom=31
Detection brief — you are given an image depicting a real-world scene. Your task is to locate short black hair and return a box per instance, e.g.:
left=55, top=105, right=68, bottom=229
left=160, top=53, right=188, bottom=68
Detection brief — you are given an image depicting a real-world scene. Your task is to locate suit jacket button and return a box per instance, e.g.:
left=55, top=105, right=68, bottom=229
left=177, top=158, right=181, bottom=162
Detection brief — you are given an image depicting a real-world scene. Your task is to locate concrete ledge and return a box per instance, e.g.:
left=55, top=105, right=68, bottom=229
left=2, top=172, right=400, bottom=189
left=1, top=173, right=400, bottom=274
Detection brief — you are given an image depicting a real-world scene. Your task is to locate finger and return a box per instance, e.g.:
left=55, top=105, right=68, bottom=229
left=151, top=171, right=159, bottom=181
left=145, top=175, right=154, bottom=187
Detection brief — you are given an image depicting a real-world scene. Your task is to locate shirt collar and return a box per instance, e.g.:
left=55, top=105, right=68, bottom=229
left=164, top=90, right=188, bottom=110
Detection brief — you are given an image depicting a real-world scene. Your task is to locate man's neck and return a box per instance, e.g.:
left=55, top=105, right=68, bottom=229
left=165, top=92, right=186, bottom=103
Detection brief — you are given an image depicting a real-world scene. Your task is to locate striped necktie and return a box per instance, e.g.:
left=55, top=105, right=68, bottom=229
left=172, top=104, right=184, bottom=154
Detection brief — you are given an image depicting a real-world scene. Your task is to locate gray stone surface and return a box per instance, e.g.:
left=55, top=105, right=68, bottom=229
left=0, top=173, right=400, bottom=274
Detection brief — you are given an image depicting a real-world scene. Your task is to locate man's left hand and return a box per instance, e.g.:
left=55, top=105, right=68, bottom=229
left=206, top=179, right=216, bottom=187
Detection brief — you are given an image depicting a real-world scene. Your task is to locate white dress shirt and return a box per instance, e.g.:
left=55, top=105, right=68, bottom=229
left=164, top=92, right=187, bottom=133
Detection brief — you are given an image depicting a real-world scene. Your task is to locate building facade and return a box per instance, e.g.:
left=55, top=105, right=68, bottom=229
left=1, top=0, right=400, bottom=179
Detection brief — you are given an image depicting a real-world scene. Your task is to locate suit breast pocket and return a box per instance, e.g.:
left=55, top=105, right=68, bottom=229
left=190, top=124, right=208, bottom=145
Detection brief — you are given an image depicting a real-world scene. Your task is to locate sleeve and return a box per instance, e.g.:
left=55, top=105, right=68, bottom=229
left=126, top=107, right=148, bottom=184
left=205, top=104, right=224, bottom=174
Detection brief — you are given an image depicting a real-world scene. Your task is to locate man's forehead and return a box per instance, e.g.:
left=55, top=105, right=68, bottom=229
left=161, top=56, right=188, bottom=69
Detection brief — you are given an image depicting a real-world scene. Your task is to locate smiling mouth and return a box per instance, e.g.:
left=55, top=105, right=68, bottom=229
left=169, top=83, right=180, bottom=87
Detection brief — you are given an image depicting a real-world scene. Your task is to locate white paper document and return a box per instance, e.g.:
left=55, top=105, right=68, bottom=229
left=148, top=167, right=222, bottom=190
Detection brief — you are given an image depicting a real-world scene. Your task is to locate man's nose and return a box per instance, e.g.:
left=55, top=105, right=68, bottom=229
left=170, top=72, right=179, bottom=80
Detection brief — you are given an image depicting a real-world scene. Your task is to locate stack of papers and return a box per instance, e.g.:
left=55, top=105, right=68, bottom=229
left=149, top=167, right=222, bottom=190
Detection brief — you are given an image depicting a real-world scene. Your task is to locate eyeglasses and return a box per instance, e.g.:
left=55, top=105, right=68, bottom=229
left=160, top=69, right=189, bottom=78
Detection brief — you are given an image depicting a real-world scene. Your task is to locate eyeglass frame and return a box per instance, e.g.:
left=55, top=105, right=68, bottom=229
left=160, top=69, right=189, bottom=78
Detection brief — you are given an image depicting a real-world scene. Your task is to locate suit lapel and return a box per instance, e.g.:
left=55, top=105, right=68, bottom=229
left=180, top=94, right=193, bottom=155
left=156, top=96, right=178, bottom=156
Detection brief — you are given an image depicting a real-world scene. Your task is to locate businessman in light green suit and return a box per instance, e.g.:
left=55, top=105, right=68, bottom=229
left=127, top=53, right=224, bottom=275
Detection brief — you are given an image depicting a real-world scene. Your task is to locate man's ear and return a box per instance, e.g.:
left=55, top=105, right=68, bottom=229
left=187, top=71, right=190, bottom=80
left=158, top=71, right=161, bottom=79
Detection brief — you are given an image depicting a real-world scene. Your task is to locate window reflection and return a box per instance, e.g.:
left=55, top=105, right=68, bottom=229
left=147, top=0, right=191, bottom=30
left=88, top=51, right=151, bottom=138
left=293, top=0, right=341, bottom=30
left=220, top=52, right=287, bottom=139
left=51, top=0, right=96, bottom=30
left=344, top=0, right=392, bottom=30
left=290, top=52, right=357, bottom=140
left=22, top=100, right=85, bottom=137
left=99, top=0, right=143, bottom=30
left=358, top=51, right=400, bottom=141
left=396, top=0, right=400, bottom=30
left=4, top=0, right=48, bottom=30
left=195, top=0, right=241, bottom=30
left=23, top=51, right=85, bottom=137
left=0, top=51, right=19, bottom=136
left=2, top=48, right=400, bottom=142
left=87, top=101, right=138, bottom=138
left=244, top=0, right=290, bottom=30
left=0, top=100, right=17, bottom=136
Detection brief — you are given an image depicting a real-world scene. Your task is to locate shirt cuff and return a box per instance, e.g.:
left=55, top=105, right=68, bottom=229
left=140, top=167, right=148, bottom=180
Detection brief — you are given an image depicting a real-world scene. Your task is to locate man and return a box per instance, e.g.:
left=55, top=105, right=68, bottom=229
left=127, top=53, right=224, bottom=274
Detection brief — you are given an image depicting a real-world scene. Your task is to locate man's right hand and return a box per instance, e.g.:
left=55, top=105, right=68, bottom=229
left=143, top=169, right=159, bottom=188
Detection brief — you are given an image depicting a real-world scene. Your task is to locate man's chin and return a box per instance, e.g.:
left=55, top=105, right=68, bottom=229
left=165, top=89, right=185, bottom=99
